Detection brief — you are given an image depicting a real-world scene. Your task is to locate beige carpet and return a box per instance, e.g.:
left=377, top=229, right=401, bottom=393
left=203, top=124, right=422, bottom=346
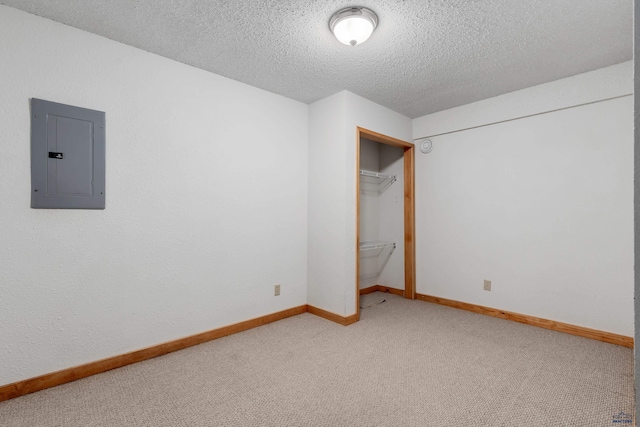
left=0, top=292, right=634, bottom=426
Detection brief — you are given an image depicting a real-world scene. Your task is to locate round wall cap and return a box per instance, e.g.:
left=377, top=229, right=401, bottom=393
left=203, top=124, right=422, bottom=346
left=419, top=138, right=433, bottom=154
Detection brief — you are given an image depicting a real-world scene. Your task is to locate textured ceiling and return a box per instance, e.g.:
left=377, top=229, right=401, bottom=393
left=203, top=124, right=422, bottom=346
left=0, top=0, right=632, bottom=118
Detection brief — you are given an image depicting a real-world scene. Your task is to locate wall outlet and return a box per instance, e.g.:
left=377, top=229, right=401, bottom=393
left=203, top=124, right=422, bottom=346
left=274, top=284, right=281, bottom=296
left=483, top=280, right=491, bottom=291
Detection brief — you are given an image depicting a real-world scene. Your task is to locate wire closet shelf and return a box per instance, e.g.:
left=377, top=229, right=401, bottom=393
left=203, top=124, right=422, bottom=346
left=359, top=169, right=396, bottom=193
left=359, top=241, right=396, bottom=251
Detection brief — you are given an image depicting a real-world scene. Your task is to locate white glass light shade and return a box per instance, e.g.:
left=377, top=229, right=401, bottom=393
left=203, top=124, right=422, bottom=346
left=329, top=7, right=378, bottom=46
left=333, top=16, right=374, bottom=46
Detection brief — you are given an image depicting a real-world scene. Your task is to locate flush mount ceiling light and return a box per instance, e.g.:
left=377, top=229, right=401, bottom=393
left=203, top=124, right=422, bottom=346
left=329, top=7, right=378, bottom=46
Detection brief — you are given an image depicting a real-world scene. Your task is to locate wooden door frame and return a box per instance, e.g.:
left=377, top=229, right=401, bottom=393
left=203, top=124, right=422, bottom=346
left=356, top=127, right=416, bottom=319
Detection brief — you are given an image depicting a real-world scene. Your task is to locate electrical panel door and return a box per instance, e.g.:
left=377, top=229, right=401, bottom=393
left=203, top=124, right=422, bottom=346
left=31, top=99, right=105, bottom=209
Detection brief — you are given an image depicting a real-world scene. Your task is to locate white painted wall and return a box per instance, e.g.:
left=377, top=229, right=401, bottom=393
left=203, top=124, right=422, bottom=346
left=308, top=91, right=412, bottom=316
left=413, top=62, right=632, bottom=140
left=0, top=6, right=308, bottom=386
left=412, top=63, right=634, bottom=336
left=377, top=145, right=405, bottom=290
left=359, top=139, right=381, bottom=172
left=359, top=139, right=381, bottom=289
left=307, top=91, right=349, bottom=315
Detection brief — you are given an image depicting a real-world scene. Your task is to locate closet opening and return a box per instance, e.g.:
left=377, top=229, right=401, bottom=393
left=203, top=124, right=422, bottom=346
left=356, top=127, right=415, bottom=318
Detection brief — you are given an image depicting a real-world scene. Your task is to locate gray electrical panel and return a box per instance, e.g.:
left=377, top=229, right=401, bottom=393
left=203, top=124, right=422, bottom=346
left=31, top=99, right=105, bottom=209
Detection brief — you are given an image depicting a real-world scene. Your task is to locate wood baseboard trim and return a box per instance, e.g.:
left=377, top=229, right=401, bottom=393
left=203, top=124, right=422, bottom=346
left=359, top=285, right=379, bottom=295
left=359, top=285, right=404, bottom=297
left=377, top=286, right=404, bottom=297
left=416, top=293, right=633, bottom=348
left=0, top=305, right=307, bottom=403
left=306, top=305, right=359, bottom=326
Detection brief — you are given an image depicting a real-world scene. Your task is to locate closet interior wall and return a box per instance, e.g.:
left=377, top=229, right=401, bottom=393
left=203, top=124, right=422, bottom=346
left=359, top=138, right=405, bottom=292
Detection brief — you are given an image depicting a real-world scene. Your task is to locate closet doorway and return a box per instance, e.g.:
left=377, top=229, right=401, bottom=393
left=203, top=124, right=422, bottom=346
left=356, top=127, right=415, bottom=318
